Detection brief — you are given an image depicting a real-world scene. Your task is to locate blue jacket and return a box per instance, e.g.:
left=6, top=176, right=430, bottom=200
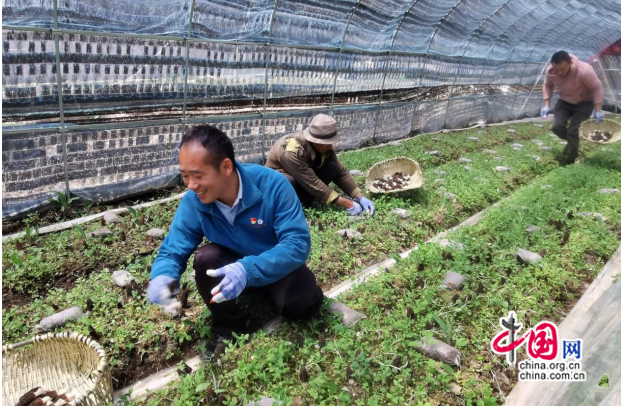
left=150, top=163, right=311, bottom=286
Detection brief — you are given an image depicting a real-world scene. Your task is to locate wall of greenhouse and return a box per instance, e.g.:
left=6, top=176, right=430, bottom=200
left=2, top=0, right=620, bottom=219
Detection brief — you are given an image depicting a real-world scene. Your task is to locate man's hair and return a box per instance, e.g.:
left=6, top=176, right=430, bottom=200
left=180, top=125, right=235, bottom=169
left=551, top=51, right=571, bottom=64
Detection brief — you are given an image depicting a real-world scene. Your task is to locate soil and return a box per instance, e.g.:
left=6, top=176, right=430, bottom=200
left=2, top=233, right=159, bottom=311
left=2, top=185, right=186, bottom=236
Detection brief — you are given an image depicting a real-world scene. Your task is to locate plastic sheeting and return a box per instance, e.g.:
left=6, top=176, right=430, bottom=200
left=505, top=244, right=621, bottom=406
left=2, top=0, right=620, bottom=218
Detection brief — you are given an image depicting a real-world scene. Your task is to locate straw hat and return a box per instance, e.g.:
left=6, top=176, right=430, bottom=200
left=303, top=114, right=340, bottom=145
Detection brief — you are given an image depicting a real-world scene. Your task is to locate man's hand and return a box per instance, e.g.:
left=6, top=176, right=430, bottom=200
left=358, top=196, right=375, bottom=215
left=594, top=111, right=603, bottom=124
left=345, top=201, right=363, bottom=216
left=147, top=275, right=178, bottom=305
left=540, top=106, right=550, bottom=118
left=207, top=262, right=247, bottom=303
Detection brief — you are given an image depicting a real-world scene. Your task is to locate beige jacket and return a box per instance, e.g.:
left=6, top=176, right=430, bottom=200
left=265, top=131, right=361, bottom=204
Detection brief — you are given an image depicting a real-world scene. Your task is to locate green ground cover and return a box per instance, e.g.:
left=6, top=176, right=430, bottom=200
left=2, top=121, right=615, bottom=391
left=118, top=140, right=620, bottom=405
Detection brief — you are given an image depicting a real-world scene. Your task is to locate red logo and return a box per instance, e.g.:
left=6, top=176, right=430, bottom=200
left=250, top=217, right=257, bottom=224
left=491, top=311, right=559, bottom=367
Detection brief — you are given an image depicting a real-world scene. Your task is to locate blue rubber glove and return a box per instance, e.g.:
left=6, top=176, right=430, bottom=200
left=540, top=106, right=550, bottom=118
left=147, top=275, right=178, bottom=305
left=594, top=111, right=603, bottom=123
left=207, top=262, right=247, bottom=303
left=346, top=201, right=363, bottom=216
left=358, top=196, right=375, bottom=215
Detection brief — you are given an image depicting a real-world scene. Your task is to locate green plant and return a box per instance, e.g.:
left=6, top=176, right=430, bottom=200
left=48, top=190, right=79, bottom=217
left=432, top=314, right=454, bottom=344
left=73, top=224, right=88, bottom=240
left=24, top=225, right=40, bottom=244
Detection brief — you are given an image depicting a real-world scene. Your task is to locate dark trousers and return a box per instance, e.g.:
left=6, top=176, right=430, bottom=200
left=193, top=243, right=324, bottom=335
left=283, top=161, right=339, bottom=207
left=552, top=99, right=594, bottom=161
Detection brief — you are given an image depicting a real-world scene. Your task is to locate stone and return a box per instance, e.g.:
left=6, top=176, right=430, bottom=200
left=112, top=270, right=134, bottom=287
left=427, top=150, right=441, bottom=156
left=388, top=141, right=402, bottom=146
left=35, top=306, right=87, bottom=332
left=495, top=166, right=510, bottom=172
left=532, top=139, right=544, bottom=145
left=89, top=228, right=113, bottom=237
left=478, top=130, right=485, bottom=134
left=559, top=141, right=568, bottom=145
left=512, top=147, right=522, bottom=151
left=507, top=128, right=516, bottom=133
left=533, top=124, right=544, bottom=127
left=449, top=383, right=463, bottom=396
left=526, top=225, right=540, bottom=234
left=435, top=170, right=448, bottom=177
left=434, top=179, right=444, bottom=184
left=577, top=212, right=608, bottom=222
left=540, top=146, right=553, bottom=151
left=245, top=397, right=283, bottom=406
left=146, top=228, right=165, bottom=239
left=392, top=208, right=412, bottom=218
left=442, top=271, right=466, bottom=290
left=494, top=156, right=504, bottom=161
left=541, top=185, right=553, bottom=189
left=432, top=137, right=441, bottom=141
left=349, top=169, right=364, bottom=177
left=443, top=192, right=457, bottom=202
left=329, top=302, right=366, bottom=327
left=458, top=157, right=472, bottom=163
left=516, top=248, right=543, bottom=265
left=531, top=155, right=541, bottom=161
left=413, top=336, right=461, bottom=367
left=262, top=316, right=284, bottom=334
left=161, top=299, right=182, bottom=318
left=464, top=166, right=471, bottom=171
left=467, top=137, right=479, bottom=141
left=337, top=229, right=363, bottom=240
left=103, top=212, right=121, bottom=224
left=437, top=239, right=465, bottom=250
left=598, top=188, right=619, bottom=194
left=484, top=149, right=497, bottom=154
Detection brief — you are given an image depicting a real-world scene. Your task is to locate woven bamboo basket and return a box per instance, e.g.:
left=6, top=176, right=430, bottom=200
left=579, top=119, right=621, bottom=144
left=366, top=157, right=424, bottom=194
left=2, top=332, right=113, bottom=406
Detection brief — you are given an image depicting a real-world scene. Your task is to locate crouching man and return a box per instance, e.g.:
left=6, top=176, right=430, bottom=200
left=146, top=125, right=324, bottom=349
left=265, top=114, right=375, bottom=216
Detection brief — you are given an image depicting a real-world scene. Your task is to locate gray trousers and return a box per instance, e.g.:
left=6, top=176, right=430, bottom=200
left=551, top=99, right=594, bottom=161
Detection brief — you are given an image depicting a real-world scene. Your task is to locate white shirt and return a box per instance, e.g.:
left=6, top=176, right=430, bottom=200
left=214, top=169, right=243, bottom=226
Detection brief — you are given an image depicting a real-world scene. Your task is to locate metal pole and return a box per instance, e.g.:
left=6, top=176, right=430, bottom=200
left=181, top=0, right=197, bottom=136
left=260, top=0, right=282, bottom=164
left=329, top=0, right=361, bottom=112
left=372, top=0, right=421, bottom=142
left=52, top=0, right=70, bottom=198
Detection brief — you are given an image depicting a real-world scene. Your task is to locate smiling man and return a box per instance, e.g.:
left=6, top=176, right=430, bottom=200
left=146, top=125, right=323, bottom=350
left=541, top=50, right=604, bottom=164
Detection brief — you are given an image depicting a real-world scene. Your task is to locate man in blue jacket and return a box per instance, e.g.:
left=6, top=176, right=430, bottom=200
left=146, top=124, right=324, bottom=341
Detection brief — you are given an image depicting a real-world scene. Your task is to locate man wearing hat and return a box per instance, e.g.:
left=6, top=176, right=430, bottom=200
left=265, top=114, right=375, bottom=215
